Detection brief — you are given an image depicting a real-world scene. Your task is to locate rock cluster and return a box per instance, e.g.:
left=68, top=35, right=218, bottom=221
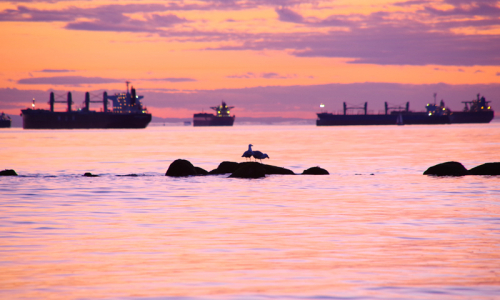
left=165, top=159, right=329, bottom=179
left=424, top=161, right=500, bottom=176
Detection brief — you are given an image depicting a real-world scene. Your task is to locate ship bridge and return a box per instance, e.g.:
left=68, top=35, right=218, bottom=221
left=106, top=82, right=146, bottom=114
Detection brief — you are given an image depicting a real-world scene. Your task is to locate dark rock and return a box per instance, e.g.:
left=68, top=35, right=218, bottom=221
left=262, top=163, right=295, bottom=175
left=423, top=161, right=468, bottom=176
left=0, top=169, right=17, bottom=176
left=468, top=162, right=500, bottom=175
left=229, top=162, right=266, bottom=179
left=116, top=174, right=139, bottom=177
left=83, top=172, right=99, bottom=177
left=165, top=159, right=198, bottom=177
left=194, top=166, right=208, bottom=175
left=208, top=161, right=240, bottom=175
left=302, top=166, right=329, bottom=175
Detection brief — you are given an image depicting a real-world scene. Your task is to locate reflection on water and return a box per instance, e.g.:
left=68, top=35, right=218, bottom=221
left=0, top=124, right=499, bottom=299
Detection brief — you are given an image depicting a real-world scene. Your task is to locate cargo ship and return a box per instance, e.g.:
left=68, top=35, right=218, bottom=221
left=317, top=99, right=450, bottom=126
left=449, top=94, right=494, bottom=123
left=0, top=112, right=11, bottom=128
left=21, top=82, right=152, bottom=129
left=193, top=101, right=235, bottom=126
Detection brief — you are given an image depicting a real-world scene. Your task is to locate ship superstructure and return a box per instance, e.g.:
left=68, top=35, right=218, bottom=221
left=107, top=81, right=147, bottom=114
left=449, top=94, right=494, bottom=123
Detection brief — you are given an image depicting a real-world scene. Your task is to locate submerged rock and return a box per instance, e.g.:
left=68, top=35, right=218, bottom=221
left=83, top=172, right=99, bottom=177
left=302, top=167, right=329, bottom=175
left=468, top=162, right=500, bottom=175
left=423, top=161, right=468, bottom=176
left=116, top=174, right=139, bottom=177
left=0, top=169, right=18, bottom=176
left=229, top=162, right=266, bottom=179
left=165, top=159, right=198, bottom=177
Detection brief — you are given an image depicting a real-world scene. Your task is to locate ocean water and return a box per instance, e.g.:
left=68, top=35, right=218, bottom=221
left=1, top=124, right=499, bottom=300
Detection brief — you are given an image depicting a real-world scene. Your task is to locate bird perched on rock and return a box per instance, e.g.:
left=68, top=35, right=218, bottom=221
left=252, top=150, right=269, bottom=163
left=242, top=144, right=253, bottom=161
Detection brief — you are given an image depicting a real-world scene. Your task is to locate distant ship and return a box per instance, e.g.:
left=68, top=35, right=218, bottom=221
left=317, top=98, right=450, bottom=126
left=193, top=101, right=235, bottom=126
left=449, top=94, right=494, bottom=123
left=0, top=112, right=11, bottom=128
left=21, top=82, right=152, bottom=129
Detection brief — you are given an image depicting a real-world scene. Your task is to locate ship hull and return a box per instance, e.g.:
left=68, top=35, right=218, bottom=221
left=0, top=120, right=11, bottom=128
left=316, top=113, right=449, bottom=126
left=193, top=113, right=234, bottom=126
left=449, top=111, right=494, bottom=123
left=21, top=109, right=151, bottom=129
left=398, top=112, right=450, bottom=125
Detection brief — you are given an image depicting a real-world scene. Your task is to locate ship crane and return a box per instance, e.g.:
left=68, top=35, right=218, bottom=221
left=49, top=92, right=74, bottom=112
left=82, top=92, right=109, bottom=112
left=343, top=102, right=368, bottom=115
left=384, top=102, right=410, bottom=115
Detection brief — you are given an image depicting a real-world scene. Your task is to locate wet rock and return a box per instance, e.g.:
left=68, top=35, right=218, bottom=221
left=468, top=162, right=500, bottom=175
left=423, top=161, right=468, bottom=176
left=194, top=166, right=208, bottom=176
left=165, top=159, right=198, bottom=177
left=116, top=174, right=139, bottom=177
left=83, top=172, right=99, bottom=177
left=0, top=169, right=18, bottom=176
left=302, top=167, right=329, bottom=175
left=209, top=161, right=240, bottom=175
left=229, top=162, right=266, bottom=179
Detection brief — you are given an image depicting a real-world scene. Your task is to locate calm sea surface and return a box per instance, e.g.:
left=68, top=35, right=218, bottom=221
left=1, top=124, right=499, bottom=300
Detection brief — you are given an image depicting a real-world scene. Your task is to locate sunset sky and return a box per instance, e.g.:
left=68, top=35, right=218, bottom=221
left=1, top=0, right=499, bottom=118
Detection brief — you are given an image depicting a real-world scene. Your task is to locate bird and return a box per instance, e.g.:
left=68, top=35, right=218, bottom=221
left=242, top=144, right=253, bottom=161
left=252, top=150, right=269, bottom=163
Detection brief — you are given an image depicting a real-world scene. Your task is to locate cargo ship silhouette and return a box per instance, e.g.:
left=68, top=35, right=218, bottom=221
left=0, top=112, right=11, bottom=128
left=21, top=82, right=152, bottom=129
left=193, top=101, right=235, bottom=126
left=317, top=94, right=493, bottom=126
